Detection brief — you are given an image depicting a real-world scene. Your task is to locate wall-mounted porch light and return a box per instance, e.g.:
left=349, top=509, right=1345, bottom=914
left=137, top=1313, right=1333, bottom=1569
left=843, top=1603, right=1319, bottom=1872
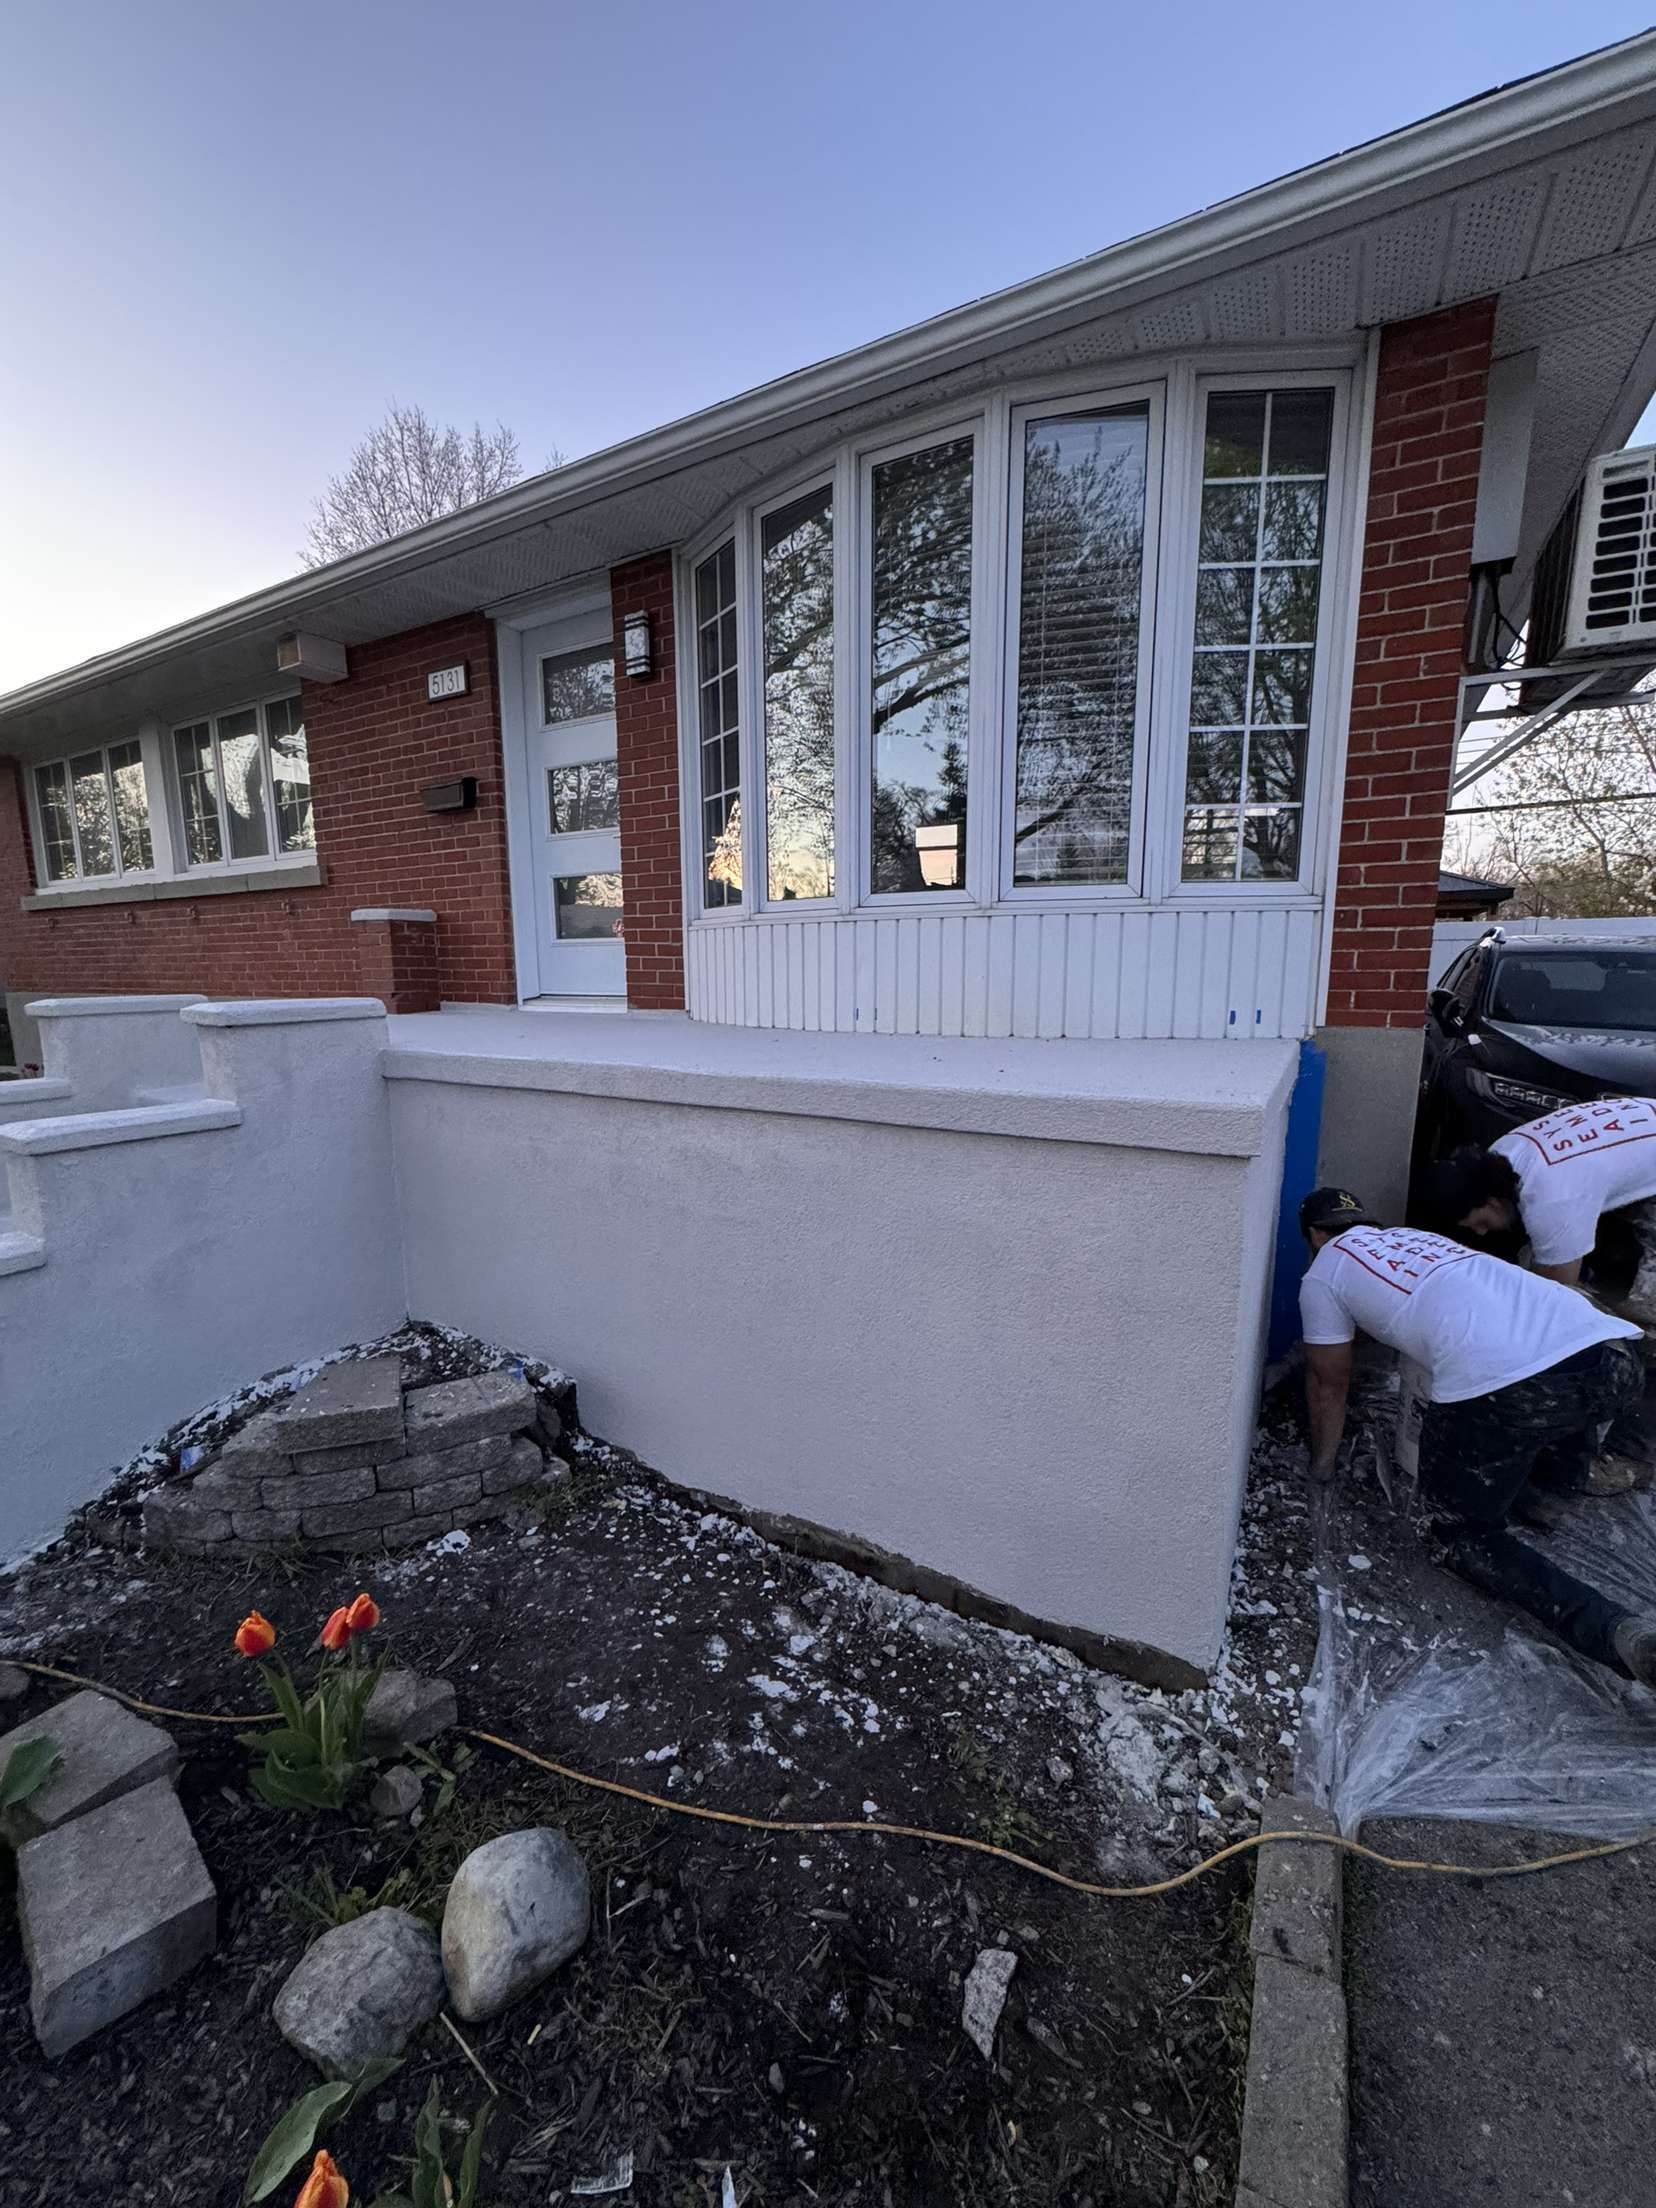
left=622, top=609, right=654, bottom=678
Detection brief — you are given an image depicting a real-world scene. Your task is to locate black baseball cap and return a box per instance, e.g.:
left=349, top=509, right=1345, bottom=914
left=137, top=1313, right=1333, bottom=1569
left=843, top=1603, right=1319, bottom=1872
left=1298, top=1186, right=1379, bottom=1238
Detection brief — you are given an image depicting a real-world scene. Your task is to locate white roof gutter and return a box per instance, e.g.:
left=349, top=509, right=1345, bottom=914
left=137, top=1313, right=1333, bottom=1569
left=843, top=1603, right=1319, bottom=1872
left=4, top=30, right=1656, bottom=725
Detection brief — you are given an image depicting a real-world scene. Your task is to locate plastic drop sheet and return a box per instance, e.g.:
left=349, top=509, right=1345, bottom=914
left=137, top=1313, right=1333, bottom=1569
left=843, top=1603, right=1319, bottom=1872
left=1295, top=1487, right=1656, bottom=1839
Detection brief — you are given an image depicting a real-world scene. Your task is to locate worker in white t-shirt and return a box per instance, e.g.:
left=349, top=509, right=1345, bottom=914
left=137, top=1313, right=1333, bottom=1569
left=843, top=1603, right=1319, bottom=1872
left=1422, top=1097, right=1656, bottom=1319
left=1297, top=1185, right=1656, bottom=1687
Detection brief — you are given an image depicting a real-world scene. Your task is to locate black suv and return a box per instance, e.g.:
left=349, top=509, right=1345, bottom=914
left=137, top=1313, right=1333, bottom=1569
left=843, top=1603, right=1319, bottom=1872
left=1418, top=930, right=1656, bottom=1155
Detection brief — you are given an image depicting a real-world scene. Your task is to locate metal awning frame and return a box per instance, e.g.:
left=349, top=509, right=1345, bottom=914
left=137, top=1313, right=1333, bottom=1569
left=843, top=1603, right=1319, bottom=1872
left=1453, top=653, right=1656, bottom=796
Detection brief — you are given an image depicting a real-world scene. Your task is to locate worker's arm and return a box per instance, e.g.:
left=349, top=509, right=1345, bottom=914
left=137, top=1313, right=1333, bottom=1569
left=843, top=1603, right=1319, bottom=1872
left=1304, top=1339, right=1354, bottom=1484
left=1534, top=1256, right=1583, bottom=1286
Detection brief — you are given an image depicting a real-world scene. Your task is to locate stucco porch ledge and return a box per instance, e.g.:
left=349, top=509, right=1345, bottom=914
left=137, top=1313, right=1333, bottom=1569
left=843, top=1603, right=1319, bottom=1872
left=382, top=1007, right=1299, bottom=1158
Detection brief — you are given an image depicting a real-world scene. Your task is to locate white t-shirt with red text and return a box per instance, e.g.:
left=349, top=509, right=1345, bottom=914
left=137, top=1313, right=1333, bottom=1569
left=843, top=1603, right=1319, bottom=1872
left=1299, top=1224, right=1638, bottom=1403
left=1493, top=1096, right=1656, bottom=1266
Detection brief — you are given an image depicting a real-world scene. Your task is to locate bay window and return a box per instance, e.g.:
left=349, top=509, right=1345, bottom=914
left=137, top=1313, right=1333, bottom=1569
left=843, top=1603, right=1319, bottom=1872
left=33, top=740, right=154, bottom=883
left=686, top=365, right=1348, bottom=922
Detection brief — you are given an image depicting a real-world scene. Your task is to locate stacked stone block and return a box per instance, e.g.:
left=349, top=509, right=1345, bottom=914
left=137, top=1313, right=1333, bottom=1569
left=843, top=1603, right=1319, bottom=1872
left=144, top=1355, right=566, bottom=1555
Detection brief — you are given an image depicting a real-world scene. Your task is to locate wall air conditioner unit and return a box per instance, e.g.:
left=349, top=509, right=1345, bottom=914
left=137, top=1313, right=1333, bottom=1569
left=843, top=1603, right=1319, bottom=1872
left=1563, top=445, right=1656, bottom=651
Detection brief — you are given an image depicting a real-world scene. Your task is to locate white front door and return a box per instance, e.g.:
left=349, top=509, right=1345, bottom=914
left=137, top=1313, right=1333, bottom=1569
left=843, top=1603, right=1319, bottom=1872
left=519, top=609, right=625, bottom=997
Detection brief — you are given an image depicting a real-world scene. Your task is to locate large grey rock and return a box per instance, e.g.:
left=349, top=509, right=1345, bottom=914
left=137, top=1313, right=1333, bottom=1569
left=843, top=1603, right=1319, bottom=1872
left=268, top=1356, right=405, bottom=1452
left=274, top=1907, right=444, bottom=2080
left=0, top=1690, right=178, bottom=1842
left=442, top=1828, right=591, bottom=2021
left=405, top=1372, right=536, bottom=1454
left=364, top=1669, right=457, bottom=1751
left=17, top=1778, right=216, bottom=2055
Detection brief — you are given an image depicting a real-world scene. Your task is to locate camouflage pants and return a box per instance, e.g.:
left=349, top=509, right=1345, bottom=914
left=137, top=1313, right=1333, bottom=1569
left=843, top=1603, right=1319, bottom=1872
left=1419, top=1339, right=1643, bottom=1674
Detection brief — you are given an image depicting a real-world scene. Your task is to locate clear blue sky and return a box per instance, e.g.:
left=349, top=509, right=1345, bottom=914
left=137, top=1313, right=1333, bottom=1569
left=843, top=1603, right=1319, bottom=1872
left=2, top=0, right=1653, bottom=691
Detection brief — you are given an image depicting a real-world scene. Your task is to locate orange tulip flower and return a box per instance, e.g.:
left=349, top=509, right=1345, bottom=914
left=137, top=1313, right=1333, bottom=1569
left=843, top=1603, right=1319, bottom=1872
left=294, top=2148, right=348, bottom=2208
left=233, top=1611, right=277, bottom=1659
left=345, top=1591, right=380, bottom=1634
left=318, top=1606, right=353, bottom=1653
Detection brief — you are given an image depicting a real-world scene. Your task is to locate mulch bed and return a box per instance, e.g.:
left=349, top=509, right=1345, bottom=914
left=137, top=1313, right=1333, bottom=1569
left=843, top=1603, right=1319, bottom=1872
left=0, top=1345, right=1318, bottom=2208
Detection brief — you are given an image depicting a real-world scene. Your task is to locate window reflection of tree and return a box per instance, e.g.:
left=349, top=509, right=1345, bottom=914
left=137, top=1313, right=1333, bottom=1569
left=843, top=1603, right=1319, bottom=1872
left=1013, top=413, right=1147, bottom=886
left=762, top=489, right=836, bottom=900
left=870, top=440, right=974, bottom=894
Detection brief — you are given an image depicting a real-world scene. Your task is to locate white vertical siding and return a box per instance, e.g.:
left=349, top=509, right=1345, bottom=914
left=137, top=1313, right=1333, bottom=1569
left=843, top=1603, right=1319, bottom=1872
left=686, top=905, right=1322, bottom=1041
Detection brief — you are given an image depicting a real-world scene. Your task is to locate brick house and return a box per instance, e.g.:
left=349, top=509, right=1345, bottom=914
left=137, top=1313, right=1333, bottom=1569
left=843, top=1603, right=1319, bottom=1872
left=4, top=41, right=1656, bottom=1671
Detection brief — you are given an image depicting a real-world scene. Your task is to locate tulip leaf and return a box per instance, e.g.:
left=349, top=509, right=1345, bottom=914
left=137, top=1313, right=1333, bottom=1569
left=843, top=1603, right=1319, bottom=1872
left=242, top=2081, right=354, bottom=2202
left=0, top=1736, right=60, bottom=1811
left=241, top=2058, right=404, bottom=2202
left=457, top=2098, right=495, bottom=2206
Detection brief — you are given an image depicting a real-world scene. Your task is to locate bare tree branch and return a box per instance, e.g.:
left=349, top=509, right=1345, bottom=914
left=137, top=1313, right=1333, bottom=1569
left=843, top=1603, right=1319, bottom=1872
left=301, top=401, right=558, bottom=568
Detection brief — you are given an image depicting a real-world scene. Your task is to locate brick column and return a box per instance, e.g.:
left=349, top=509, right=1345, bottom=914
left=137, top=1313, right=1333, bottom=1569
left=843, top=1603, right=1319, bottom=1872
left=1316, top=298, right=1496, bottom=1219
left=351, top=908, right=441, bottom=1014
left=1326, top=298, right=1496, bottom=1024
left=611, top=551, right=685, bottom=1010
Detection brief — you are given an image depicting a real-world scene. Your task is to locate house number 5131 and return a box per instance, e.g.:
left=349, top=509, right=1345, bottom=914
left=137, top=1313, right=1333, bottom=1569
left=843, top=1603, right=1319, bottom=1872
left=427, top=663, right=469, bottom=701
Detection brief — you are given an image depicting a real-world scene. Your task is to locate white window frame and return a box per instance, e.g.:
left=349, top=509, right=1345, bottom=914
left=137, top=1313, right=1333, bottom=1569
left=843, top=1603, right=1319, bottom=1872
left=998, top=378, right=1166, bottom=904
left=677, top=345, right=1364, bottom=934
left=752, top=468, right=839, bottom=910
left=167, top=691, right=312, bottom=875
left=1153, top=364, right=1360, bottom=905
left=26, top=737, right=160, bottom=888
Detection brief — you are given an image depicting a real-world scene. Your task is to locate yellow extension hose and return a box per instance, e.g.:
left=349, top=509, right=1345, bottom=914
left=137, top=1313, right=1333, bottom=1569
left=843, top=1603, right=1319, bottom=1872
left=14, top=1658, right=1655, bottom=1901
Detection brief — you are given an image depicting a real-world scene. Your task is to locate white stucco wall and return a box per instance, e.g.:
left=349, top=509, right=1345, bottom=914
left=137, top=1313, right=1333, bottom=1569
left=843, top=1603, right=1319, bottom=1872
left=386, top=1017, right=1295, bottom=1670
left=0, top=1001, right=404, bottom=1558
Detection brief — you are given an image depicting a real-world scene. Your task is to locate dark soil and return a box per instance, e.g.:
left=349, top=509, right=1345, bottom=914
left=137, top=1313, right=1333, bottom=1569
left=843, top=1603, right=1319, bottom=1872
left=0, top=1354, right=1316, bottom=2208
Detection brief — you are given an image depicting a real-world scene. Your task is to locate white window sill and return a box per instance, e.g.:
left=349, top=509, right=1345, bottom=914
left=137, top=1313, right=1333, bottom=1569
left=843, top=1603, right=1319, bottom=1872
left=21, top=859, right=325, bottom=911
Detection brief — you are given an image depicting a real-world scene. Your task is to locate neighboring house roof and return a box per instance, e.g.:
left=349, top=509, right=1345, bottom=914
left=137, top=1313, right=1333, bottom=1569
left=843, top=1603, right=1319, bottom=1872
left=1437, top=870, right=1516, bottom=910
left=6, top=31, right=1656, bottom=752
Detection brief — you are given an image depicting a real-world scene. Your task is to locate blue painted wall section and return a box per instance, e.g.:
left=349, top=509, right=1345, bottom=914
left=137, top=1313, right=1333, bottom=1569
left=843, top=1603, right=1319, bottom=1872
left=1267, top=1038, right=1327, bottom=1365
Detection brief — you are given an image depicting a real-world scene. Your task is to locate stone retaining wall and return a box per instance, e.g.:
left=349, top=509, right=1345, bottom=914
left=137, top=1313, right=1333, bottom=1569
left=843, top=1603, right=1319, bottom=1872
left=144, top=1354, right=566, bottom=1555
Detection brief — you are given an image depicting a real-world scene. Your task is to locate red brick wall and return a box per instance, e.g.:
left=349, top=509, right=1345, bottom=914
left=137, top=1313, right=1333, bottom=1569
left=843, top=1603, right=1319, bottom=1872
left=612, top=551, right=686, bottom=1011
left=0, top=611, right=516, bottom=1010
left=1325, top=299, right=1496, bottom=1027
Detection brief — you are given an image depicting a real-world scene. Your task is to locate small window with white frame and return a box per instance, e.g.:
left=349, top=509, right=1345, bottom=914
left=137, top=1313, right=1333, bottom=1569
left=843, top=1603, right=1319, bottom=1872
left=1179, top=386, right=1333, bottom=883
left=171, top=696, right=313, bottom=868
left=32, top=741, right=154, bottom=884
left=694, top=541, right=742, bottom=909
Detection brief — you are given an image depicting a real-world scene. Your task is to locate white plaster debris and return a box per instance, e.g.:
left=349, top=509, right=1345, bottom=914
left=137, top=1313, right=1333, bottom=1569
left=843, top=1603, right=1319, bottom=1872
left=1348, top=1554, right=1373, bottom=1571
left=643, top=1743, right=680, bottom=1763
left=577, top=1702, right=615, bottom=1724
left=750, top=1675, right=799, bottom=1703
left=962, top=1947, right=1018, bottom=2060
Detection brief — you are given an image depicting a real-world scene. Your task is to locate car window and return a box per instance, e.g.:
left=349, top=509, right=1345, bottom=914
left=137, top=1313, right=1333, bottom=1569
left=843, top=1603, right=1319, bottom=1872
left=1449, top=948, right=1485, bottom=1015
left=1490, top=950, right=1656, bottom=1031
